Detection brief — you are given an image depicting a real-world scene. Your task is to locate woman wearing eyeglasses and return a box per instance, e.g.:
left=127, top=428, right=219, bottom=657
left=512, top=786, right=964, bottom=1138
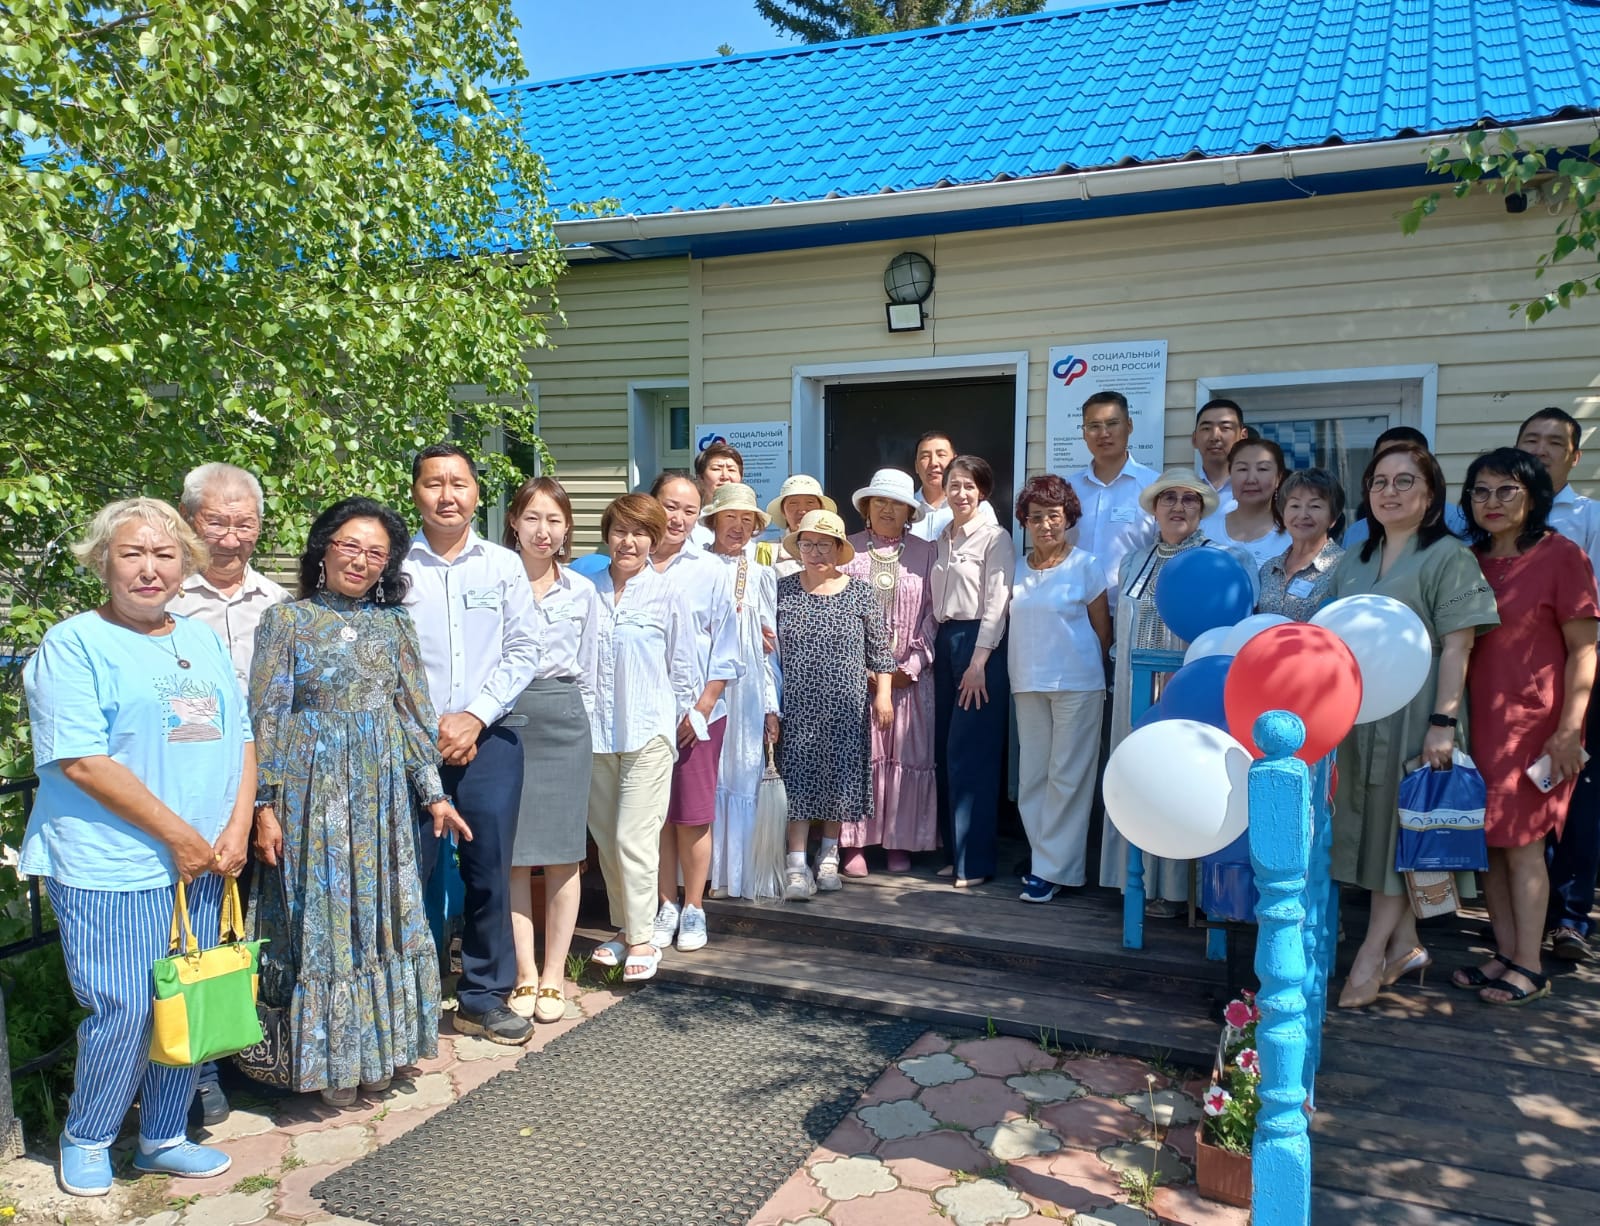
left=1328, top=443, right=1499, bottom=1009
left=1455, top=448, right=1597, bottom=1006
left=248, top=498, right=471, bottom=1106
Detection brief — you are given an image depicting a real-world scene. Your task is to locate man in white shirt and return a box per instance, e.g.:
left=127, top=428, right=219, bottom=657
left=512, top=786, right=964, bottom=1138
left=168, top=461, right=288, bottom=1126
left=1066, top=391, right=1158, bottom=611
left=403, top=444, right=539, bottom=1044
left=1516, top=407, right=1600, bottom=962
left=909, top=431, right=956, bottom=542
left=1193, top=399, right=1243, bottom=518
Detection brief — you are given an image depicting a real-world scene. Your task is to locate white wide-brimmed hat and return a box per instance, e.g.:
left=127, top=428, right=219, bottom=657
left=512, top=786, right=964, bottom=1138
left=698, top=482, right=772, bottom=531
left=851, top=468, right=924, bottom=523
left=765, top=474, right=838, bottom=525
left=1139, top=469, right=1221, bottom=518
left=782, top=509, right=857, bottom=565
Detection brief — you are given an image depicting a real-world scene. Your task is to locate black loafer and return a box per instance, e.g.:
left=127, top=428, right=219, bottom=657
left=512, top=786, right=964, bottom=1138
left=196, top=1081, right=230, bottom=1126
left=454, top=1004, right=533, bottom=1046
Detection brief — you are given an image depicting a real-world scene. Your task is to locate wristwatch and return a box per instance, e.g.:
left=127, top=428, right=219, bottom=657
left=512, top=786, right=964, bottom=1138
left=1428, top=713, right=1458, bottom=728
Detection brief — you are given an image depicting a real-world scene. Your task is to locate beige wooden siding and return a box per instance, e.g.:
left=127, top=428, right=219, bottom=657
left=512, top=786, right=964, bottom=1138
left=693, top=187, right=1600, bottom=496
left=524, top=257, right=690, bottom=544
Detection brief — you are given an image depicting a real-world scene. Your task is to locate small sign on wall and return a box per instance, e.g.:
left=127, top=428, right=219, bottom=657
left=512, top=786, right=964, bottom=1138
left=694, top=421, right=790, bottom=513
left=1044, top=339, right=1168, bottom=474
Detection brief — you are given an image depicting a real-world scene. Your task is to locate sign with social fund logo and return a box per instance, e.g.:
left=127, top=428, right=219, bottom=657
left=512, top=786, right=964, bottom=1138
left=1044, top=339, right=1167, bottom=474
left=694, top=421, right=790, bottom=515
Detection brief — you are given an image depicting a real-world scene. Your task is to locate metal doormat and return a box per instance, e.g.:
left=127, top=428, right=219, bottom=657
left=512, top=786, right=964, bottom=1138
left=312, top=982, right=926, bottom=1226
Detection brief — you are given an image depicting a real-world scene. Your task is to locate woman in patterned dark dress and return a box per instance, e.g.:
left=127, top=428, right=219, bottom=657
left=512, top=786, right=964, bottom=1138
left=248, top=498, right=470, bottom=1107
left=774, top=509, right=895, bottom=899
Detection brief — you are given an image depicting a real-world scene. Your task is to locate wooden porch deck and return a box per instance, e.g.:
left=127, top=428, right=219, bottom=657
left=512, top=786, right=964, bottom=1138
left=581, top=851, right=1600, bottom=1223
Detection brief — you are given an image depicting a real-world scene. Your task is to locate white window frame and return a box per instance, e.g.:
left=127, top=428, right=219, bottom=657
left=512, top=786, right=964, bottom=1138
left=1194, top=364, right=1438, bottom=448
left=627, top=381, right=692, bottom=494
left=790, top=351, right=1031, bottom=548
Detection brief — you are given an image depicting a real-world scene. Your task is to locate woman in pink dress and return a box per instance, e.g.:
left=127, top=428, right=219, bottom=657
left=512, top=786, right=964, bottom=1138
left=840, top=469, right=939, bottom=876
left=1459, top=448, right=1598, bottom=1006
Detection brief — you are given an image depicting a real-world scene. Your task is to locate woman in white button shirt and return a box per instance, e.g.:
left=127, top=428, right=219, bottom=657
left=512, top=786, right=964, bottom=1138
left=501, top=477, right=600, bottom=1023
left=1008, top=475, right=1111, bottom=903
left=1204, top=438, right=1291, bottom=572
left=586, top=494, right=699, bottom=983
left=647, top=472, right=741, bottom=953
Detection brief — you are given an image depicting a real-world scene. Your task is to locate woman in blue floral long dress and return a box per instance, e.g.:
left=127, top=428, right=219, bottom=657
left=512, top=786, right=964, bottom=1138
left=247, top=498, right=470, bottom=1107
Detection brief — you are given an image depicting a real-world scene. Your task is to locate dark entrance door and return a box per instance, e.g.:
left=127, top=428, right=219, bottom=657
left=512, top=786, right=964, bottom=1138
left=822, top=377, right=1016, bottom=533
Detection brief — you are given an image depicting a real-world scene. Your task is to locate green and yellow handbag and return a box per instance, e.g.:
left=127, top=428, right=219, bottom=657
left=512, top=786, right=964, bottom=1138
left=149, top=876, right=266, bottom=1067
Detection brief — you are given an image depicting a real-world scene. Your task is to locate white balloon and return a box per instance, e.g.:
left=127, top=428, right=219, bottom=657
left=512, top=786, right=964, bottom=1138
left=1103, top=719, right=1253, bottom=860
left=1311, top=594, right=1431, bottom=724
left=1183, top=625, right=1233, bottom=665
left=1219, top=612, right=1292, bottom=656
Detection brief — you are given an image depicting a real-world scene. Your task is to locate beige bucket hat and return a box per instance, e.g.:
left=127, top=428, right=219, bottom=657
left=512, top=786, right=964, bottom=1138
left=698, top=482, right=772, bottom=531
left=851, top=467, right=924, bottom=523
left=765, top=474, right=838, bottom=526
left=782, top=509, right=857, bottom=565
left=1138, top=468, right=1221, bottom=518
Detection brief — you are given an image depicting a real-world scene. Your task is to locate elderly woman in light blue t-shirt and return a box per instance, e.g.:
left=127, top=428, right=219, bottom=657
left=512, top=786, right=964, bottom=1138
left=21, top=498, right=254, bottom=1198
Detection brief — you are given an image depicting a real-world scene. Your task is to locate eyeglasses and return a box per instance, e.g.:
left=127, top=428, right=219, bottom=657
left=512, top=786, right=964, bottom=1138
left=1026, top=510, right=1066, bottom=526
left=1082, top=420, right=1127, bottom=435
left=1156, top=491, right=1203, bottom=509
left=1366, top=474, right=1419, bottom=493
left=330, top=538, right=390, bottom=566
left=1469, top=483, right=1525, bottom=504
left=796, top=539, right=837, bottom=553
left=199, top=516, right=260, bottom=540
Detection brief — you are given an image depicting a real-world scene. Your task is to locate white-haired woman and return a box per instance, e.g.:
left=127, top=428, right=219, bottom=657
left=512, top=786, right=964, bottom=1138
left=21, top=499, right=253, bottom=1196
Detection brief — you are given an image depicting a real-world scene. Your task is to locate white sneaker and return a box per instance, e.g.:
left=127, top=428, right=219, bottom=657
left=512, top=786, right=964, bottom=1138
left=652, top=900, right=680, bottom=948
left=784, top=867, right=817, bottom=900
left=677, top=904, right=708, bottom=951
left=816, top=853, right=843, bottom=892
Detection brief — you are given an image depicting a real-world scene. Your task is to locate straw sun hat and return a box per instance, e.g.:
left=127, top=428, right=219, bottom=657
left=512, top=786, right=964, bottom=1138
left=697, top=482, right=772, bottom=531
left=1138, top=469, right=1220, bottom=518
left=782, top=509, right=856, bottom=565
left=765, top=474, right=837, bottom=525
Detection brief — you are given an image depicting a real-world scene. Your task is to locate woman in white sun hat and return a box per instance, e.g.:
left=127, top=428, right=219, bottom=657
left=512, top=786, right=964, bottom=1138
left=773, top=509, right=895, bottom=898
left=839, top=469, right=939, bottom=877
left=766, top=475, right=837, bottom=578
left=700, top=483, right=782, bottom=903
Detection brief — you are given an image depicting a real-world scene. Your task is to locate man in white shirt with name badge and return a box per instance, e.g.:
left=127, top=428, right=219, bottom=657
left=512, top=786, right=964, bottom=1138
left=1517, top=407, right=1600, bottom=962
left=403, top=444, right=539, bottom=1045
left=1066, top=391, right=1158, bottom=612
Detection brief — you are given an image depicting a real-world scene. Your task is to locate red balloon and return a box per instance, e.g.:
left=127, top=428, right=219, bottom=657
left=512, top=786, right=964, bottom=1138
left=1224, top=623, right=1362, bottom=763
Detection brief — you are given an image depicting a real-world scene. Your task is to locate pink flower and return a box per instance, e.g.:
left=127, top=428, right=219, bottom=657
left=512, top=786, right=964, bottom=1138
left=1223, top=1000, right=1254, bottom=1030
left=1203, top=1085, right=1232, bottom=1116
left=1236, top=1048, right=1261, bottom=1076
left=1241, top=989, right=1256, bottom=1002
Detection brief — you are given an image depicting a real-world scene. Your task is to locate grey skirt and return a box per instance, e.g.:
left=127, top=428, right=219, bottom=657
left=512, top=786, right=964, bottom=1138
left=503, top=677, right=592, bottom=866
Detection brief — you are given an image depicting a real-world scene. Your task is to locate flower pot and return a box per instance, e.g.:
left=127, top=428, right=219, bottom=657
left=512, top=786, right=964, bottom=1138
left=1195, top=1124, right=1251, bottom=1208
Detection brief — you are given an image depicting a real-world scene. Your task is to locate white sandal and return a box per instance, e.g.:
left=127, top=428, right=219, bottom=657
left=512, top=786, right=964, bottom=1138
left=622, top=945, right=662, bottom=983
left=589, top=938, right=626, bottom=967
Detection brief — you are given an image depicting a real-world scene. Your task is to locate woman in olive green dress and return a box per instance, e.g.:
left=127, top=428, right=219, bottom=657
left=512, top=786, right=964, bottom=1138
left=1329, top=443, right=1499, bottom=1009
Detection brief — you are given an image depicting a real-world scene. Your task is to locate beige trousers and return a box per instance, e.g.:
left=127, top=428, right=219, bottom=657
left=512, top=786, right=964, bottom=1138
left=587, top=736, right=675, bottom=945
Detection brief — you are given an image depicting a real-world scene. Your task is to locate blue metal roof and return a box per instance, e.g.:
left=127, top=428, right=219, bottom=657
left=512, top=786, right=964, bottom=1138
left=496, top=0, right=1600, bottom=222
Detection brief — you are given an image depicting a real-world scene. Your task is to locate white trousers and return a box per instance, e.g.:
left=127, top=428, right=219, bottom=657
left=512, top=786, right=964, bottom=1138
left=1014, top=688, right=1104, bottom=888
left=587, top=736, right=675, bottom=946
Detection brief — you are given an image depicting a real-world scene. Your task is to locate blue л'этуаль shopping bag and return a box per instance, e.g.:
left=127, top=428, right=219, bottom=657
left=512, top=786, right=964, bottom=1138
left=1395, top=750, right=1488, bottom=873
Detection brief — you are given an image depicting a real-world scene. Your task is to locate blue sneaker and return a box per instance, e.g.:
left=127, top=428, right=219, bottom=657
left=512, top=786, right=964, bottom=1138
left=132, top=1139, right=232, bottom=1179
left=1019, top=875, right=1061, bottom=904
left=57, top=1135, right=112, bottom=1197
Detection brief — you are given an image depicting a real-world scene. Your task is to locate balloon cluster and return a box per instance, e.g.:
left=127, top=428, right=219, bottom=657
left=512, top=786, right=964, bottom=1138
left=1103, top=549, right=1431, bottom=861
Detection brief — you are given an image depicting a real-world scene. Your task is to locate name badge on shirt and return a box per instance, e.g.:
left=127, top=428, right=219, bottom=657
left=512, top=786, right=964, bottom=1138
left=1110, top=507, right=1136, bottom=523
left=463, top=586, right=501, bottom=610
left=1287, top=578, right=1316, bottom=598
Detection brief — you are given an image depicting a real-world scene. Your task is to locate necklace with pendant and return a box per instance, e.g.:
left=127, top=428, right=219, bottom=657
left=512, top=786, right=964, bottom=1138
left=866, top=536, right=904, bottom=653
left=325, top=600, right=360, bottom=643
left=159, top=615, right=191, bottom=669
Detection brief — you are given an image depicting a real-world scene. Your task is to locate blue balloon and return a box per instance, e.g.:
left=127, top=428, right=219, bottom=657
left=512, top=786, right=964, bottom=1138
left=1153, top=547, right=1255, bottom=642
left=568, top=552, right=610, bottom=577
left=1133, top=703, right=1168, bottom=730
left=1158, top=654, right=1234, bottom=730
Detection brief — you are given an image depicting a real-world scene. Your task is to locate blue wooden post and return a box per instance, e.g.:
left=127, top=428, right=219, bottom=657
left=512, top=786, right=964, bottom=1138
left=1301, top=756, right=1336, bottom=1093
left=1249, top=711, right=1312, bottom=1226
left=1123, top=649, right=1184, bottom=950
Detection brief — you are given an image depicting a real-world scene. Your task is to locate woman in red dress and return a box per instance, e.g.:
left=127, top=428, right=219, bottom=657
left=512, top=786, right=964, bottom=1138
left=1459, top=447, right=1598, bottom=1005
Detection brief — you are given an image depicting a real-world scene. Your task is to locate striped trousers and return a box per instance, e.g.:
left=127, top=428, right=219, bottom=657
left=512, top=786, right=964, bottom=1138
left=46, top=874, right=223, bottom=1148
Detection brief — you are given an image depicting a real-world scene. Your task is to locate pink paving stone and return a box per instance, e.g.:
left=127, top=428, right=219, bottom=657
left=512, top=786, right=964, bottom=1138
left=577, top=986, right=626, bottom=1017
left=897, top=1031, right=952, bottom=1059
left=747, top=1167, right=827, bottom=1226
left=828, top=1186, right=947, bottom=1225
left=1154, top=1182, right=1252, bottom=1226
left=274, top=1161, right=337, bottom=1222
left=371, top=1098, right=449, bottom=1145
left=449, top=1057, right=513, bottom=1096
left=1006, top=1153, right=1115, bottom=1215
left=1037, top=1095, right=1141, bottom=1151
left=919, top=1076, right=1029, bottom=1131
left=876, top=1131, right=989, bottom=1190
left=858, top=1065, right=921, bottom=1106
left=165, top=1128, right=290, bottom=1198
left=816, top=1114, right=880, bottom=1160
left=1058, top=1056, right=1170, bottom=1098
left=270, top=1097, right=377, bottom=1136
left=524, top=1014, right=584, bottom=1050
left=410, top=1047, right=456, bottom=1075
left=1046, top=1146, right=1126, bottom=1198
left=1167, top=1121, right=1199, bottom=1162
left=950, top=1037, right=1057, bottom=1078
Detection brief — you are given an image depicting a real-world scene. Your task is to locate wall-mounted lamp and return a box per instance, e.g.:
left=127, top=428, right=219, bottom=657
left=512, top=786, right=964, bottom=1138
left=884, top=251, right=934, bottom=332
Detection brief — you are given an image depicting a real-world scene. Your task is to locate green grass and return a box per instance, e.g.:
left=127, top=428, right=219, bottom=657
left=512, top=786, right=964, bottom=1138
left=232, top=1173, right=279, bottom=1194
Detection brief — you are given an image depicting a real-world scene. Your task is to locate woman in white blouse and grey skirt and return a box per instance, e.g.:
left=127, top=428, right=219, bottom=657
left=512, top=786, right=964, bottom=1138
left=930, top=455, right=1016, bottom=889
left=502, top=477, right=599, bottom=1023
